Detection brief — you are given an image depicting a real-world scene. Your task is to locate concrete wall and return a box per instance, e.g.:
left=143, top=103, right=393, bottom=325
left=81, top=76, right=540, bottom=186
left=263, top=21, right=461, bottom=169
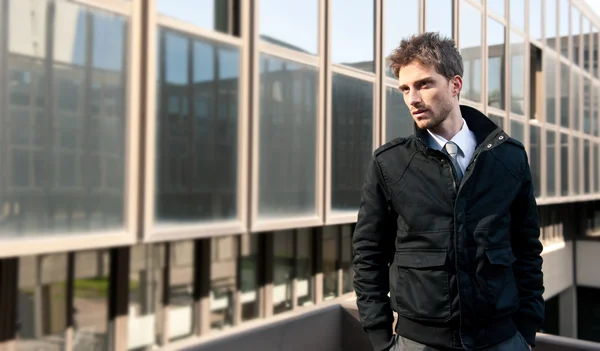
left=542, top=241, right=574, bottom=300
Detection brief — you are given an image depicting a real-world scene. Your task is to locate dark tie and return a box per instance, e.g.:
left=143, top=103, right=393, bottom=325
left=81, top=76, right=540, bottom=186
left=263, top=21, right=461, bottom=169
left=444, top=141, right=463, bottom=182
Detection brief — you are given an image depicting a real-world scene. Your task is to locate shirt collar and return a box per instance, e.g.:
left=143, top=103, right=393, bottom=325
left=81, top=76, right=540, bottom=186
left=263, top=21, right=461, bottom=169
left=427, top=118, right=475, bottom=155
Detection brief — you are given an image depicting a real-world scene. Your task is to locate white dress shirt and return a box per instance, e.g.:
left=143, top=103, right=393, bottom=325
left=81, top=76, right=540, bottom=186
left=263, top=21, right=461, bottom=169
left=427, top=119, right=477, bottom=174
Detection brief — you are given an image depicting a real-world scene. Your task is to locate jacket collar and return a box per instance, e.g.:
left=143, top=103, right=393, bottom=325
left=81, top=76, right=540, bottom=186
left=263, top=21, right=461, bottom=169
left=414, top=105, right=505, bottom=150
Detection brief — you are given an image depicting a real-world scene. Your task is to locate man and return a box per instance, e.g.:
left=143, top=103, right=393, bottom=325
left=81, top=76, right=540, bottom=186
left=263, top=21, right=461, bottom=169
left=352, top=32, right=544, bottom=351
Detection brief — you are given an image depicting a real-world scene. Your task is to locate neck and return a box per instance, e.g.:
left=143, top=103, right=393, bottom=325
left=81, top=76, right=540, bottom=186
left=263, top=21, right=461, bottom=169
left=428, top=107, right=463, bottom=140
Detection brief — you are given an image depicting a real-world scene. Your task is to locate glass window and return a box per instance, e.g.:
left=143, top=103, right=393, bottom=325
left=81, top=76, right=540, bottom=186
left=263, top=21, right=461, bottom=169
left=510, top=32, right=525, bottom=115
left=560, top=63, right=570, bottom=128
left=341, top=224, right=353, bottom=294
left=572, top=69, right=580, bottom=131
left=1, top=1, right=128, bottom=238
left=332, top=0, right=374, bottom=72
left=595, top=84, right=599, bottom=136
left=584, top=77, right=591, bottom=134
left=384, top=0, right=419, bottom=78
left=510, top=0, right=525, bottom=31
left=322, top=226, right=339, bottom=300
left=584, top=140, right=591, bottom=194
left=128, top=244, right=165, bottom=349
left=331, top=74, right=373, bottom=212
left=239, top=234, right=259, bottom=322
left=510, top=120, right=524, bottom=142
left=156, top=0, right=230, bottom=34
left=529, top=0, right=542, bottom=41
left=573, top=138, right=580, bottom=195
left=595, top=144, right=599, bottom=193
left=260, top=0, right=318, bottom=55
left=572, top=7, right=581, bottom=64
left=258, top=55, right=318, bottom=219
left=426, top=0, right=453, bottom=39
left=594, top=28, right=599, bottom=79
left=487, top=0, right=505, bottom=18
left=489, top=113, right=504, bottom=128
left=545, top=53, right=557, bottom=124
left=210, top=236, right=237, bottom=329
left=530, top=125, right=541, bottom=198
left=156, top=29, right=239, bottom=223
left=547, top=131, right=556, bottom=197
left=168, top=241, right=194, bottom=341
left=460, top=1, right=482, bottom=103
left=559, top=0, right=569, bottom=58
left=17, top=254, right=68, bottom=349
left=296, top=229, right=314, bottom=307
left=561, top=134, right=569, bottom=196
left=546, top=0, right=557, bottom=48
left=488, top=18, right=505, bottom=110
left=73, top=250, right=110, bottom=350
left=273, top=231, right=294, bottom=314
left=582, top=17, right=591, bottom=71
left=385, top=87, right=414, bottom=141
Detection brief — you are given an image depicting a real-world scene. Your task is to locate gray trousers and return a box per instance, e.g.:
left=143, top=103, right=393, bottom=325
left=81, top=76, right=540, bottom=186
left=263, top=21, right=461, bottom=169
left=391, top=332, right=530, bottom=351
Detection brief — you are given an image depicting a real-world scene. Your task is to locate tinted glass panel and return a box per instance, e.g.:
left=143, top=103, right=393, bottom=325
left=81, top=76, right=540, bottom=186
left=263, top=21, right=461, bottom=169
left=547, top=131, right=556, bottom=197
left=385, top=87, right=413, bottom=141
left=530, top=125, right=541, bottom=198
left=530, top=0, right=542, bottom=41
left=331, top=0, right=374, bottom=72
left=460, top=1, right=482, bottom=103
left=561, top=134, right=569, bottom=196
left=331, top=75, right=373, bottom=212
left=258, top=55, right=318, bottom=219
left=488, top=18, right=505, bottom=110
left=510, top=32, right=525, bottom=115
left=546, top=53, right=557, bottom=124
left=384, top=0, right=419, bottom=78
left=260, top=0, right=318, bottom=55
left=157, top=0, right=229, bottom=33
left=426, top=0, right=453, bottom=38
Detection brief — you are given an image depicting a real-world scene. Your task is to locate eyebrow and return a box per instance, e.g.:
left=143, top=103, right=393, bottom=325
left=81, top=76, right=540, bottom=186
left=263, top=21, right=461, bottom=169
left=398, top=76, right=435, bottom=90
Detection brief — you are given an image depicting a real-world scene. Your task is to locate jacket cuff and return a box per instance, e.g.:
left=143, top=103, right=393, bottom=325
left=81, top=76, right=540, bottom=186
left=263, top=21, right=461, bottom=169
left=367, top=328, right=395, bottom=351
left=515, top=316, right=539, bottom=347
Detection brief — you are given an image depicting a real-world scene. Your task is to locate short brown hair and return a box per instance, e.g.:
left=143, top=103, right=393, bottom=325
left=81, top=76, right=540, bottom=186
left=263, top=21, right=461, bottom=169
left=388, top=32, right=463, bottom=80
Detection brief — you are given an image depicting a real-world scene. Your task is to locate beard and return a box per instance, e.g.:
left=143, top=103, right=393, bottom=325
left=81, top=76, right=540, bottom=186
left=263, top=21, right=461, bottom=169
left=414, top=98, right=454, bottom=130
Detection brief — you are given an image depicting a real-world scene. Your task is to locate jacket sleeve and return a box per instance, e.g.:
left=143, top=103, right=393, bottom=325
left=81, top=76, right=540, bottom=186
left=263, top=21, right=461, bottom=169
left=510, top=152, right=545, bottom=347
left=352, top=155, right=397, bottom=351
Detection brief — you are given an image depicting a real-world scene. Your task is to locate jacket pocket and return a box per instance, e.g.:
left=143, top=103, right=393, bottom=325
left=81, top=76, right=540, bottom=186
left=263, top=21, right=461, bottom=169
left=485, top=247, right=519, bottom=315
left=392, top=250, right=451, bottom=321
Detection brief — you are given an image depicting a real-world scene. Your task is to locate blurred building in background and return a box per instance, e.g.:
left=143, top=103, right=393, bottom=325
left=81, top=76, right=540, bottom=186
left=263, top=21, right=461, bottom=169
left=0, top=0, right=600, bottom=350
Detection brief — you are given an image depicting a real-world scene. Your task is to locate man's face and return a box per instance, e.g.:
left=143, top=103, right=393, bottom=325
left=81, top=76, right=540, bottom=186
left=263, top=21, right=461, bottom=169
left=398, top=62, right=458, bottom=130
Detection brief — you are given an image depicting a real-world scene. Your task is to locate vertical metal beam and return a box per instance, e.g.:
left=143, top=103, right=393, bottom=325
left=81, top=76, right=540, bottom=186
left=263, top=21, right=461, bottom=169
left=0, top=258, right=18, bottom=351
left=108, top=247, right=130, bottom=351
left=193, top=238, right=211, bottom=336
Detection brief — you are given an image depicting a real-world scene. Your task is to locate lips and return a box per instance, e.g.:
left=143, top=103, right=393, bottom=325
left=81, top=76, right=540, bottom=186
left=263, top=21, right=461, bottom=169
left=412, top=109, right=428, bottom=117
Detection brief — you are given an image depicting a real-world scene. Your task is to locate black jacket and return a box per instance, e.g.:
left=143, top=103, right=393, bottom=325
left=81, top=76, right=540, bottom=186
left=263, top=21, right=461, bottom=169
left=352, top=105, right=544, bottom=351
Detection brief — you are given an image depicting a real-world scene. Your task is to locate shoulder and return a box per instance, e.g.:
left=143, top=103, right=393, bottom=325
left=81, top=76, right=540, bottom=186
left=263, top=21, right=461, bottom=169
left=373, top=136, right=414, bottom=157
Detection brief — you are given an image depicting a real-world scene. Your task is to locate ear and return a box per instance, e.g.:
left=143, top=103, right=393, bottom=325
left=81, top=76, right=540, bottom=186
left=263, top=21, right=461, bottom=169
left=450, top=75, right=462, bottom=97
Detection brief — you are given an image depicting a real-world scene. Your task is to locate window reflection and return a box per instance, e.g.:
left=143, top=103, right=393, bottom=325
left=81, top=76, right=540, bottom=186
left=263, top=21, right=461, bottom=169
left=595, top=84, right=599, bottom=136
left=530, top=125, right=541, bottom=198
left=331, top=74, right=373, bottom=212
left=572, top=7, right=581, bottom=64
left=1, top=0, right=128, bottom=238
left=296, top=229, right=314, bottom=307
left=128, top=245, right=165, bottom=349
left=260, top=0, right=318, bottom=55
left=273, top=231, right=294, bottom=314
left=559, top=0, right=569, bottom=58
left=510, top=33, right=525, bottom=115
left=258, top=55, right=318, bottom=219
left=341, top=225, right=353, bottom=294
left=510, top=120, right=524, bottom=142
left=488, top=18, right=505, bottom=110
left=488, top=114, right=504, bottom=129
left=386, top=87, right=413, bottom=141
left=547, top=131, right=557, bottom=197
left=546, top=0, right=557, bottom=48
left=426, top=0, right=453, bottom=39
left=487, top=0, right=504, bottom=18
left=322, top=227, right=339, bottom=300
left=560, top=63, right=570, bottom=128
left=384, top=0, right=419, bottom=78
left=239, top=234, right=259, bottom=322
left=460, top=1, right=482, bottom=103
left=156, top=0, right=230, bottom=34
left=572, top=70, right=580, bottom=131
left=573, top=138, right=580, bottom=195
left=210, top=236, right=237, bottom=329
left=529, top=0, right=542, bottom=41
left=584, top=77, right=591, bottom=134
left=331, top=0, right=374, bottom=71
left=156, top=29, right=239, bottom=223
left=17, top=254, right=67, bottom=351
left=561, top=134, right=569, bottom=196
left=584, top=140, right=591, bottom=194
left=73, top=250, right=109, bottom=350
left=168, top=241, right=195, bottom=341
left=510, top=0, right=524, bottom=30
left=546, top=53, right=557, bottom=124
left=595, top=144, right=599, bottom=193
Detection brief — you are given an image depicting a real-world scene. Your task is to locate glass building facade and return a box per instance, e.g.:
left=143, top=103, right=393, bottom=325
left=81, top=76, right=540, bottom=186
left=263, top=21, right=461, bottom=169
left=1, top=0, right=600, bottom=349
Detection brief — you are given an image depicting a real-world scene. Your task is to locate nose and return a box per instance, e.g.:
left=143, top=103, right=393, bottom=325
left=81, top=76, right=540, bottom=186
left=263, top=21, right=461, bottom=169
left=407, top=89, right=422, bottom=107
